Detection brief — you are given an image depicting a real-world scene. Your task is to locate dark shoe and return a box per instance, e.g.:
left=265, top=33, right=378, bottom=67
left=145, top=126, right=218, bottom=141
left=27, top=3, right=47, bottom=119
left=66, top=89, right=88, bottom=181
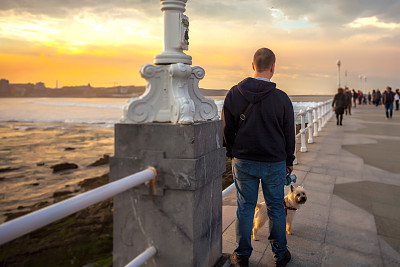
left=340, top=122, right=342, bottom=125
left=231, top=252, right=249, bottom=267
left=275, top=250, right=291, bottom=267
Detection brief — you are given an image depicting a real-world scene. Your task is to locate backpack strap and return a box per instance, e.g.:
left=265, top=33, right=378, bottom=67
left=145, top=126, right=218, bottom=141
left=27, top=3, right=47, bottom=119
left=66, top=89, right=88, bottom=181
left=238, top=102, right=254, bottom=129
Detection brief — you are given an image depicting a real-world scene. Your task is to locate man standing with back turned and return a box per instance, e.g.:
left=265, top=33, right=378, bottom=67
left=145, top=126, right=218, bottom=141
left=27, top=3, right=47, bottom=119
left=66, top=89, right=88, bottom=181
left=222, top=48, right=295, bottom=267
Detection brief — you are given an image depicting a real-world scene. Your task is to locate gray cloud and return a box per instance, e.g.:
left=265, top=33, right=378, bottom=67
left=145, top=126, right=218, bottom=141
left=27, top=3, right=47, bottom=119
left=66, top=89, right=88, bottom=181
left=271, top=0, right=400, bottom=26
left=0, top=0, right=159, bottom=18
left=188, top=0, right=273, bottom=23
left=2, top=0, right=400, bottom=25
left=0, top=0, right=273, bottom=23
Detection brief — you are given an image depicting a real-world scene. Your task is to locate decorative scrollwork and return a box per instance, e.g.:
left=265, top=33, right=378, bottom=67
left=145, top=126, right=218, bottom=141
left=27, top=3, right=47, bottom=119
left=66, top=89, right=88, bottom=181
left=192, top=66, right=205, bottom=79
left=198, top=102, right=216, bottom=120
left=140, top=64, right=158, bottom=79
left=125, top=101, right=153, bottom=123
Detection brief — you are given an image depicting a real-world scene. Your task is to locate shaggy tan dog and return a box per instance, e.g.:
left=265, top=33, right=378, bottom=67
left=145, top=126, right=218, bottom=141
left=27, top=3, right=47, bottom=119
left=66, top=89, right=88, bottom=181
left=252, top=185, right=307, bottom=240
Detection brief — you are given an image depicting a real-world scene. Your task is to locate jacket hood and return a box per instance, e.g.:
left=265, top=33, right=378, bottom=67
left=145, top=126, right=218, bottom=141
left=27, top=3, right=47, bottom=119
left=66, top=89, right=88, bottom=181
left=237, top=77, right=276, bottom=103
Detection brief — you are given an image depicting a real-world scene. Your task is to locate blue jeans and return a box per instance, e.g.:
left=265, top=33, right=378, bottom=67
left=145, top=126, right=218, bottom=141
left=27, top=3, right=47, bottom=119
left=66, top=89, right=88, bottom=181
left=232, top=158, right=287, bottom=261
left=385, top=102, right=393, bottom=118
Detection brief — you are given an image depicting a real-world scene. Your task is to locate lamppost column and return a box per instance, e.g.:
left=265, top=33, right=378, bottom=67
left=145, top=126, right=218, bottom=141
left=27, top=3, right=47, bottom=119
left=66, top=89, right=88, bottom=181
left=154, top=0, right=192, bottom=65
left=336, top=59, right=341, bottom=88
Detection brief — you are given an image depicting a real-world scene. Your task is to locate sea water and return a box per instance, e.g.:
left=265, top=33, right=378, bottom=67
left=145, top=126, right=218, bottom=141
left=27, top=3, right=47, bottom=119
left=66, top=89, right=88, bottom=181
left=0, top=97, right=330, bottom=125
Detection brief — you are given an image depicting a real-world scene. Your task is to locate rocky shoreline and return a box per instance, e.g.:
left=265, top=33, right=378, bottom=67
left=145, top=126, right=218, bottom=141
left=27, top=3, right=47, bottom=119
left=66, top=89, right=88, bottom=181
left=0, top=157, right=234, bottom=267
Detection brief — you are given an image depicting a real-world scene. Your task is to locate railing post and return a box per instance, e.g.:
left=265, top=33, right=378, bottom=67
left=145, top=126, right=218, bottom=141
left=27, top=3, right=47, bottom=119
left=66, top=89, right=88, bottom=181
left=300, top=109, right=307, bottom=152
left=322, top=101, right=328, bottom=127
left=313, top=105, right=318, bottom=137
left=318, top=104, right=322, bottom=132
left=307, top=107, right=313, bottom=144
left=293, top=114, right=298, bottom=164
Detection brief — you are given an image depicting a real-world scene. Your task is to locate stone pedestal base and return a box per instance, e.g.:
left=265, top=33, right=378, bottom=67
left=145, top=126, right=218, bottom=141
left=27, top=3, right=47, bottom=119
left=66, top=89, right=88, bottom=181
left=121, top=63, right=219, bottom=124
left=110, top=120, right=225, bottom=267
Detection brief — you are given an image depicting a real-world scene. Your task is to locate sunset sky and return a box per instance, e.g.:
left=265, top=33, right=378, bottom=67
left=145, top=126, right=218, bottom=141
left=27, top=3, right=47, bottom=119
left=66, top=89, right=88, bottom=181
left=0, top=0, right=399, bottom=95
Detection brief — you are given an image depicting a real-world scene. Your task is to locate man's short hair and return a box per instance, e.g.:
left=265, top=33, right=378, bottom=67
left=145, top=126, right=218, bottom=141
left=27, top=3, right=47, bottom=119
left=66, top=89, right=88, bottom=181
left=253, top=48, right=275, bottom=72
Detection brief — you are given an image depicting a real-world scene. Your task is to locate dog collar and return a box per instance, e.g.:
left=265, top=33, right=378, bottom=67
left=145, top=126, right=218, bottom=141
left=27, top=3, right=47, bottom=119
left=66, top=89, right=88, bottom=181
left=284, top=200, right=297, bottom=215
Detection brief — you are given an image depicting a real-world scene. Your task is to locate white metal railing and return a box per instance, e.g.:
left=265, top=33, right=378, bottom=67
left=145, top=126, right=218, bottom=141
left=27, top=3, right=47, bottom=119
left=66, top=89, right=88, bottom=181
left=0, top=167, right=158, bottom=267
left=222, top=183, right=236, bottom=198
left=125, top=246, right=157, bottom=267
left=293, top=100, right=332, bottom=164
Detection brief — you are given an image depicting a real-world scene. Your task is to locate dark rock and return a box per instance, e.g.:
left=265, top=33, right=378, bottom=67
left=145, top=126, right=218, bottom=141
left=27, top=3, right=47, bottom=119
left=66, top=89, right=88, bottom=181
left=5, top=211, right=30, bottom=222
left=0, top=177, right=5, bottom=181
left=0, top=167, right=20, bottom=173
left=88, top=154, right=110, bottom=167
left=17, top=206, right=24, bottom=210
left=36, top=162, right=45, bottom=166
left=64, top=147, right=76, bottom=151
left=53, top=191, right=73, bottom=198
left=31, top=183, right=39, bottom=186
left=31, top=201, right=49, bottom=211
left=78, top=173, right=109, bottom=191
left=50, top=162, right=78, bottom=173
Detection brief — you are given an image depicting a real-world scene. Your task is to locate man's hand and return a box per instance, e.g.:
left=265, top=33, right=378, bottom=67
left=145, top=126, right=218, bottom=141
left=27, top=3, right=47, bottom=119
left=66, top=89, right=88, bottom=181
left=286, top=166, right=293, bottom=174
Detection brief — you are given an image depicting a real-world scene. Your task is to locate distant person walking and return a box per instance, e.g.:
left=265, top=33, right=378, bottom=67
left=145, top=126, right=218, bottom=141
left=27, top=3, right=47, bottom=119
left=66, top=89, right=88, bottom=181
left=344, top=87, right=352, bottom=115
left=372, top=89, right=376, bottom=105
left=352, top=89, right=358, bottom=107
left=332, top=88, right=346, bottom=125
left=222, top=48, right=294, bottom=267
left=358, top=90, right=362, bottom=105
left=382, top=86, right=394, bottom=119
left=395, top=89, right=399, bottom=111
left=375, top=89, right=381, bottom=106
left=367, top=92, right=371, bottom=104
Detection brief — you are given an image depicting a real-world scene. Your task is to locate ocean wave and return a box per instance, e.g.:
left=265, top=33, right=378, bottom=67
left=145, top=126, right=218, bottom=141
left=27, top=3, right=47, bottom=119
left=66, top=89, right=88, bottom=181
left=30, top=98, right=126, bottom=109
left=1, top=119, right=118, bottom=126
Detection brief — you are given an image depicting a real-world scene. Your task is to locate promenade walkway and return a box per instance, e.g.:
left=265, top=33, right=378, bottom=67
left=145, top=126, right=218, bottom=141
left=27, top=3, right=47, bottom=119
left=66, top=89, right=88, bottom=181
left=222, top=104, right=400, bottom=266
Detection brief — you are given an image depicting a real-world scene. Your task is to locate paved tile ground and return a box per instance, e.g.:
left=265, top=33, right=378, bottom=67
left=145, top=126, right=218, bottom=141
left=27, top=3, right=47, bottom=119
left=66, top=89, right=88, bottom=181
left=222, top=104, right=400, bottom=266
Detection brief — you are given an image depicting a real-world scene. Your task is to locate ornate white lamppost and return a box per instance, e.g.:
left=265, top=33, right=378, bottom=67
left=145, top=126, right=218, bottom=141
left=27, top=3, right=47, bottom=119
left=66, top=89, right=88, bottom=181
left=122, top=0, right=219, bottom=124
left=336, top=59, right=341, bottom=88
left=359, top=75, right=363, bottom=91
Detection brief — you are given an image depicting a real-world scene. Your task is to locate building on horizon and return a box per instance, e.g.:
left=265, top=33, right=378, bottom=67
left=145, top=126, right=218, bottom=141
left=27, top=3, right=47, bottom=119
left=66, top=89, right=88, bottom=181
left=0, top=79, right=11, bottom=96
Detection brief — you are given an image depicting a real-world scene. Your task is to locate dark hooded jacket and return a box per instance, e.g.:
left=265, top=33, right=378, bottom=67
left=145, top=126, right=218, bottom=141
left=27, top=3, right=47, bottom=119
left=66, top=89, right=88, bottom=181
left=222, top=77, right=295, bottom=166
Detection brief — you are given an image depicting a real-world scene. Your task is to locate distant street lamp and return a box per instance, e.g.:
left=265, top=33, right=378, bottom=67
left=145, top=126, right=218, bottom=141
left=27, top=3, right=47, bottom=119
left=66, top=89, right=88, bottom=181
left=336, top=59, right=341, bottom=87
left=359, top=75, right=363, bottom=91
left=364, top=76, right=367, bottom=92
